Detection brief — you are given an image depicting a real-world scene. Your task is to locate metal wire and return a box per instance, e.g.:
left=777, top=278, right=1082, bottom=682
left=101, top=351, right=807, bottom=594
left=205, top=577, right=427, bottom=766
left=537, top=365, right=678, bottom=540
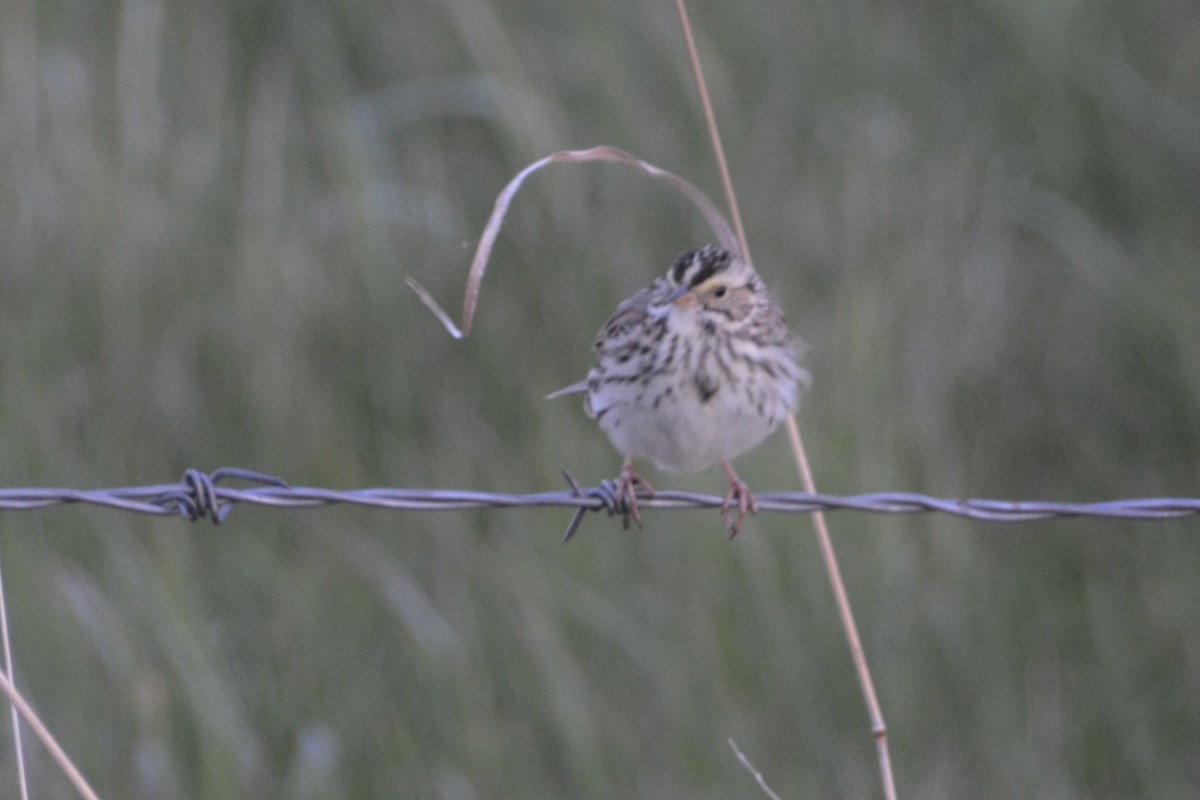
left=0, top=469, right=1196, bottom=537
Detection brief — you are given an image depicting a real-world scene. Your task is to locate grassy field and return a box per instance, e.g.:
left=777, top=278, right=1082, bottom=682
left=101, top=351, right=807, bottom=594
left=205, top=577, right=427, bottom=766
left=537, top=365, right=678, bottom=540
left=1, top=0, right=1198, bottom=796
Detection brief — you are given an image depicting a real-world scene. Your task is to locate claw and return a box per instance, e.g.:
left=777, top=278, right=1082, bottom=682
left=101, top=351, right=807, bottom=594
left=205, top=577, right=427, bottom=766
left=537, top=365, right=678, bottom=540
left=721, top=461, right=758, bottom=537
left=614, top=456, right=655, bottom=528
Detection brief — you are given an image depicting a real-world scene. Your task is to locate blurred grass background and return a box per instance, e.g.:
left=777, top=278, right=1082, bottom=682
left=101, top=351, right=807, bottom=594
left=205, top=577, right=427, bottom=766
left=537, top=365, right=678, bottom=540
left=1, top=0, right=1199, bottom=796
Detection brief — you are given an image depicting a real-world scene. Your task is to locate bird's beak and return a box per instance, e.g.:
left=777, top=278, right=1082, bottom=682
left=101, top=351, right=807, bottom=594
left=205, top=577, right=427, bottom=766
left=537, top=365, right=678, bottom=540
left=668, top=285, right=691, bottom=305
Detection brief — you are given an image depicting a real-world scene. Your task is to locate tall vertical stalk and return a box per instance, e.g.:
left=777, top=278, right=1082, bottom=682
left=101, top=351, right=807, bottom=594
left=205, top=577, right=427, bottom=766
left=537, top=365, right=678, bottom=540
left=672, top=2, right=897, bottom=797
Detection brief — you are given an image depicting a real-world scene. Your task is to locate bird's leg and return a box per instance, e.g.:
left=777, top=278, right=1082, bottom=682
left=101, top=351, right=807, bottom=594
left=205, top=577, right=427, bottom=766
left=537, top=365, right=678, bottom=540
left=613, top=455, right=654, bottom=528
left=721, top=460, right=758, bottom=537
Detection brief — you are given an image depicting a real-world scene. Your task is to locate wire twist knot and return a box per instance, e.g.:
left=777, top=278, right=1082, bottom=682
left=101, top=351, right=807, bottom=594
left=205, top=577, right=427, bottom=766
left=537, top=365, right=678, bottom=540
left=155, top=468, right=289, bottom=524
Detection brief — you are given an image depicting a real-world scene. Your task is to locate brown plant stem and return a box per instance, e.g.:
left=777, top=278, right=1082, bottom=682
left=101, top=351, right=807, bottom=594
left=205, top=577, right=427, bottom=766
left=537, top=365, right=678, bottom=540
left=0, top=669, right=100, bottom=800
left=787, top=417, right=897, bottom=800
left=672, top=1, right=897, bottom=797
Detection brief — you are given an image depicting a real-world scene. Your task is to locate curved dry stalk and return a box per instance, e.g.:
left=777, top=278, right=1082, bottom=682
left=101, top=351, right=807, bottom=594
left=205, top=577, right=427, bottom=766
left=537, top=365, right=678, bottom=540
left=409, top=146, right=739, bottom=340
left=671, top=1, right=897, bottom=797
left=0, top=670, right=100, bottom=800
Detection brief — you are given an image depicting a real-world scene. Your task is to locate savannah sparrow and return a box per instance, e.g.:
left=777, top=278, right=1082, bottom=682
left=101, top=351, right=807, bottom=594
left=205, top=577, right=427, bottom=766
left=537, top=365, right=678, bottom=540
left=550, top=245, right=808, bottom=535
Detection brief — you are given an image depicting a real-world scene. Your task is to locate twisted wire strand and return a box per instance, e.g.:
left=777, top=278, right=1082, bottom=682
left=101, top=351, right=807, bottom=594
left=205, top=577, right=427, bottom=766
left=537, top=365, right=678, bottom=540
left=0, top=469, right=1196, bottom=534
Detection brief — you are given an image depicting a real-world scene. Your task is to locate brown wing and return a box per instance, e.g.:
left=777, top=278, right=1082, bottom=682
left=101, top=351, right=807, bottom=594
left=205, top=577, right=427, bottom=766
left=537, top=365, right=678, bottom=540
left=592, top=280, right=664, bottom=353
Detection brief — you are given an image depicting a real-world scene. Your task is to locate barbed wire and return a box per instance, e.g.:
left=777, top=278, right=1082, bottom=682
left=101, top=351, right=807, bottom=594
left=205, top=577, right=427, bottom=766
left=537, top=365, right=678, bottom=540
left=0, top=468, right=1196, bottom=541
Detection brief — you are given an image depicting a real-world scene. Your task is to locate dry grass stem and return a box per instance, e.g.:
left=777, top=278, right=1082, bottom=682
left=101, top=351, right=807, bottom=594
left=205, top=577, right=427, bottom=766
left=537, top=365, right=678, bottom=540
left=673, top=0, right=751, bottom=261
left=0, top=559, right=29, bottom=800
left=672, top=0, right=897, bottom=796
left=728, top=738, right=784, bottom=800
left=0, top=670, right=100, bottom=800
left=788, top=418, right=898, bottom=800
left=405, top=276, right=465, bottom=340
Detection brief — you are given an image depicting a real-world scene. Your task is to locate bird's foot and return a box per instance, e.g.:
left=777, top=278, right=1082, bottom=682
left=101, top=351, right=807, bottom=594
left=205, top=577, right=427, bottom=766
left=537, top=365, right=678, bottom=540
left=613, top=457, right=655, bottom=529
left=721, top=461, right=758, bottom=538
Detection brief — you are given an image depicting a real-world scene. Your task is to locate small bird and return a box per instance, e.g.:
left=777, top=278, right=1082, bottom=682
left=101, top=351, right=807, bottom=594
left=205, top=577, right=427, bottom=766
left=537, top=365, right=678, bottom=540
left=549, top=246, right=808, bottom=535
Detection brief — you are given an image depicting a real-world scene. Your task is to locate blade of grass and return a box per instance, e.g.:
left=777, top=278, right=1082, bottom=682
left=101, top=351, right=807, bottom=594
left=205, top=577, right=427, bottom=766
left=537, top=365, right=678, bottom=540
left=672, top=1, right=898, bottom=797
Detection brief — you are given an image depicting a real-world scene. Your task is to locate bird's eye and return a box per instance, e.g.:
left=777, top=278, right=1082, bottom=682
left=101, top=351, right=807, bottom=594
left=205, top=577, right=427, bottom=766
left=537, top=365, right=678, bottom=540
left=713, top=286, right=727, bottom=298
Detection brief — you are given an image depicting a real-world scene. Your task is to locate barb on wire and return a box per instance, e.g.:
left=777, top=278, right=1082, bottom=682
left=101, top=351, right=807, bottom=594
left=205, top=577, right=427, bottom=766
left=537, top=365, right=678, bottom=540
left=0, top=468, right=1197, bottom=537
